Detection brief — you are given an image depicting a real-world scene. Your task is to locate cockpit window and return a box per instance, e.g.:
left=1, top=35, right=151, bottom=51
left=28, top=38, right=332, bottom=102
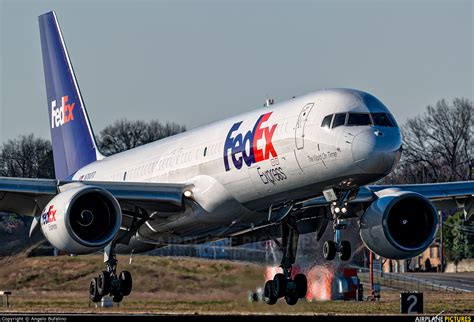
left=321, top=114, right=333, bottom=129
left=387, top=113, right=398, bottom=127
left=371, top=113, right=395, bottom=127
left=347, top=113, right=371, bottom=126
left=321, top=112, right=397, bottom=130
left=332, top=113, right=346, bottom=128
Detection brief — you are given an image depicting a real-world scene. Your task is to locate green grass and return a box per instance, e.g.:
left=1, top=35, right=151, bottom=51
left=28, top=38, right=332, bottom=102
left=0, top=253, right=472, bottom=315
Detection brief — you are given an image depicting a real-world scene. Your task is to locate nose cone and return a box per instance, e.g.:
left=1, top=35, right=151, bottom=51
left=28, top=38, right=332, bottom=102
left=352, top=128, right=401, bottom=174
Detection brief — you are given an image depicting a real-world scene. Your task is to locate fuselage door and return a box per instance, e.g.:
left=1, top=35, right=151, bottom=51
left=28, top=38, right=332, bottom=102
left=295, top=103, right=314, bottom=150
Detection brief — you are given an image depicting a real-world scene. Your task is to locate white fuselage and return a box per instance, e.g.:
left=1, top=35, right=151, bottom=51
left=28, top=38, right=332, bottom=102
left=72, top=89, right=402, bottom=243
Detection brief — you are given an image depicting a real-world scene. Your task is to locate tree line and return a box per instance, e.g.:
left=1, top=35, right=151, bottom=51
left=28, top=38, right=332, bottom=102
left=380, top=98, right=473, bottom=184
left=0, top=119, right=186, bottom=178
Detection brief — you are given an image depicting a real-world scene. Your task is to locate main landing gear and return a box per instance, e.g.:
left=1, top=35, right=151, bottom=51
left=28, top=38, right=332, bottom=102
left=264, top=219, right=308, bottom=305
left=322, top=189, right=356, bottom=262
left=89, top=243, right=133, bottom=303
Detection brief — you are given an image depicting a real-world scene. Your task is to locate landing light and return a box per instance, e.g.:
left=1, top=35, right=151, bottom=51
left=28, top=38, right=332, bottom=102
left=341, top=207, right=347, bottom=214
left=183, top=190, right=193, bottom=198
left=334, top=207, right=341, bottom=214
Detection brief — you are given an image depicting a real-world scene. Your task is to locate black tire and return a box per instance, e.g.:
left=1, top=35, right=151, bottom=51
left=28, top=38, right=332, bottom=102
left=272, top=273, right=286, bottom=298
left=264, top=280, right=277, bottom=305
left=339, top=240, right=351, bottom=261
left=285, top=295, right=298, bottom=305
left=89, top=278, right=101, bottom=303
left=119, top=271, right=133, bottom=296
left=294, top=274, right=308, bottom=298
left=97, top=271, right=111, bottom=296
left=113, top=292, right=124, bottom=303
left=323, top=240, right=336, bottom=260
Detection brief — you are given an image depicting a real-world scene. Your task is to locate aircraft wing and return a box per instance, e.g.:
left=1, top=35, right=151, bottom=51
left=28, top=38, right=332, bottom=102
left=302, top=181, right=474, bottom=220
left=0, top=177, right=188, bottom=217
left=231, top=181, right=474, bottom=246
left=369, top=181, right=474, bottom=220
left=368, top=181, right=474, bottom=201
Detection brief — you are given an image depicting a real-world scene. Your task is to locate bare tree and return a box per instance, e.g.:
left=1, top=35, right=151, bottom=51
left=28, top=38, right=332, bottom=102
left=97, top=119, right=186, bottom=156
left=143, top=120, right=187, bottom=143
left=0, top=135, right=54, bottom=254
left=0, top=134, right=54, bottom=179
left=382, top=98, right=473, bottom=184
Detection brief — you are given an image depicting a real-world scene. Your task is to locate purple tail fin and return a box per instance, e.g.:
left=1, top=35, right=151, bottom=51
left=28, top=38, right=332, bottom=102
left=39, top=11, right=103, bottom=180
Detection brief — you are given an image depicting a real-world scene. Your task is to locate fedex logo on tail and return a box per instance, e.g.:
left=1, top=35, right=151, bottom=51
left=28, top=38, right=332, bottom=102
left=51, top=95, right=75, bottom=129
left=224, top=112, right=278, bottom=171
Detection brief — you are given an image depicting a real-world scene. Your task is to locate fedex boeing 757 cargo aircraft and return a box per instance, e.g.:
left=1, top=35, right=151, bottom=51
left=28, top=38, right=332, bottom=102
left=0, top=11, right=473, bottom=305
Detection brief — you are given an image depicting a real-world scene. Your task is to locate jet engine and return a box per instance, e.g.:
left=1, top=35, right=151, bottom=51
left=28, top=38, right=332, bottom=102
left=40, top=185, right=122, bottom=254
left=359, top=190, right=438, bottom=259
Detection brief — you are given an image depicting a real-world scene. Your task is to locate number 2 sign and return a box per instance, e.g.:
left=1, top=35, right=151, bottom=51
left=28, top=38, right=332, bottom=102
left=401, top=292, right=423, bottom=314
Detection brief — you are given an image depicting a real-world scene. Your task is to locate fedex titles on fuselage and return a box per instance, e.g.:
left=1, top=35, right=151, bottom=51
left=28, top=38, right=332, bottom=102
left=223, top=112, right=278, bottom=171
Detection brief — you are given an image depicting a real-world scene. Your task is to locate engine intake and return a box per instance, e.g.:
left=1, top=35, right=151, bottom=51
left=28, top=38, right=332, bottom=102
left=40, top=185, right=122, bottom=254
left=359, top=190, right=438, bottom=259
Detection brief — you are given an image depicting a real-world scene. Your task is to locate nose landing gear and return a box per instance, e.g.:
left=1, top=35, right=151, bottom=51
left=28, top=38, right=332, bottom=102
left=264, top=219, right=308, bottom=305
left=323, top=218, right=352, bottom=261
left=322, top=189, right=357, bottom=262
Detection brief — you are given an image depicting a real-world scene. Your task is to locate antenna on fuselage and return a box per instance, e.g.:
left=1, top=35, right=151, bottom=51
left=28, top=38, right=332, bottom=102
left=263, top=96, right=274, bottom=107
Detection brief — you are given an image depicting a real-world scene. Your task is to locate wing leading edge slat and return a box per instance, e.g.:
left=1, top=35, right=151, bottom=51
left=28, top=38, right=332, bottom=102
left=0, top=177, right=188, bottom=217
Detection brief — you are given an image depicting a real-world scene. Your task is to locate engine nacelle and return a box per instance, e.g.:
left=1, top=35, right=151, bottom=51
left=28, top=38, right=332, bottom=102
left=40, top=185, right=122, bottom=254
left=359, top=190, right=438, bottom=259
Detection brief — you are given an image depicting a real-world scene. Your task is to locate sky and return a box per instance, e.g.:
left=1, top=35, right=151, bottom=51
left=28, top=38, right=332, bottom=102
left=0, top=0, right=472, bottom=144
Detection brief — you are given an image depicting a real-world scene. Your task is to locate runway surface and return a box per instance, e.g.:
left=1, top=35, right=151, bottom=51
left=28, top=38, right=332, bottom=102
left=401, top=272, right=474, bottom=292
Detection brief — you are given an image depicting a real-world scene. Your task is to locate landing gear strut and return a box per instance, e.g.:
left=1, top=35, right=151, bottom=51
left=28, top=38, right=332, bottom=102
left=264, top=219, right=308, bottom=305
left=322, top=189, right=355, bottom=261
left=89, top=242, right=133, bottom=303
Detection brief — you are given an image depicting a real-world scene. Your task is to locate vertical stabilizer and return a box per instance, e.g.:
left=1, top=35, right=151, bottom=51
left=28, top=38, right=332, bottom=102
left=39, top=11, right=103, bottom=180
